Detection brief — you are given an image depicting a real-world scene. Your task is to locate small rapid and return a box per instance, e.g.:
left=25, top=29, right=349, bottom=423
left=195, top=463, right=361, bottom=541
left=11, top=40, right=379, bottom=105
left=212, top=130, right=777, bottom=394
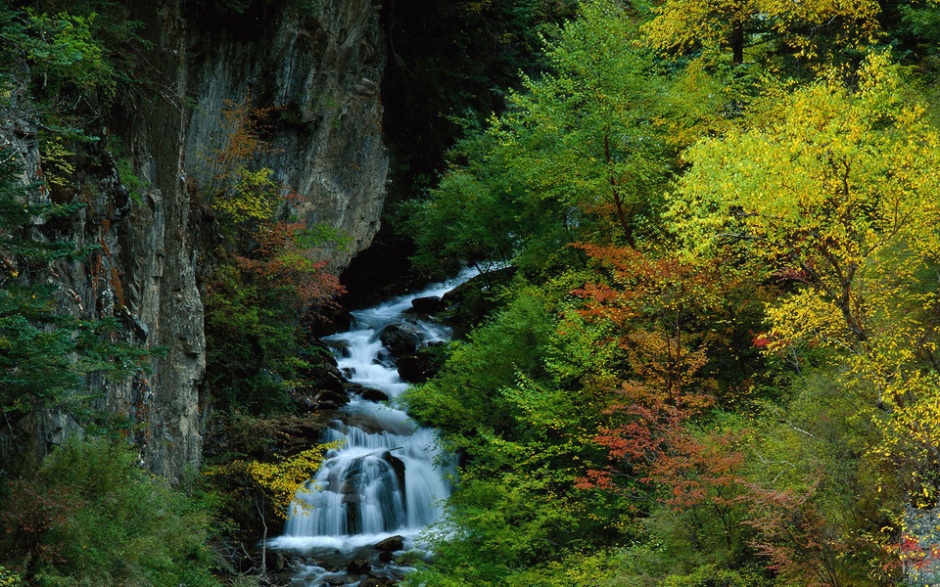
left=269, top=269, right=477, bottom=583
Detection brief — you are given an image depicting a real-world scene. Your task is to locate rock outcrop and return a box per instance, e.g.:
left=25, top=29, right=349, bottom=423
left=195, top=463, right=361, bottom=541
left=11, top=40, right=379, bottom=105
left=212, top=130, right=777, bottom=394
left=184, top=0, right=387, bottom=269
left=0, top=0, right=389, bottom=481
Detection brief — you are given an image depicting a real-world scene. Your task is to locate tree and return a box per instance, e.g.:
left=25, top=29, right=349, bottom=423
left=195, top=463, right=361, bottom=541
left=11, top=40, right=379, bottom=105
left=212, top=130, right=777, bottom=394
left=667, top=53, right=940, bottom=355
left=0, top=147, right=150, bottom=421
left=643, top=0, right=880, bottom=65
left=201, top=96, right=345, bottom=415
left=0, top=438, right=220, bottom=585
left=407, top=0, right=672, bottom=273
left=666, top=51, right=940, bottom=568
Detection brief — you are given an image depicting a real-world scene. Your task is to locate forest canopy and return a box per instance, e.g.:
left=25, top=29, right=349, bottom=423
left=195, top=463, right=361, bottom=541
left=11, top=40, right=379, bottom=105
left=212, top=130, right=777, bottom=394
left=401, top=0, right=940, bottom=585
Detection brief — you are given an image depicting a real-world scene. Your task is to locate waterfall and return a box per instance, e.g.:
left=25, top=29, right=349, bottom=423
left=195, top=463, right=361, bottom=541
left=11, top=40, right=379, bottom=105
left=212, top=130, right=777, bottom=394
left=269, top=269, right=476, bottom=569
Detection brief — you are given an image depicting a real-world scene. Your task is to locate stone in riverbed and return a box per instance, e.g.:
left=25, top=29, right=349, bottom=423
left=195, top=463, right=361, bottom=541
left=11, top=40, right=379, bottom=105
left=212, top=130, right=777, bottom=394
left=411, top=295, right=446, bottom=314
left=373, top=535, right=404, bottom=552
left=346, top=559, right=371, bottom=575
left=378, top=323, right=423, bottom=357
left=359, top=387, right=390, bottom=402
left=312, top=390, right=350, bottom=411
left=396, top=354, right=430, bottom=383
left=382, top=453, right=406, bottom=495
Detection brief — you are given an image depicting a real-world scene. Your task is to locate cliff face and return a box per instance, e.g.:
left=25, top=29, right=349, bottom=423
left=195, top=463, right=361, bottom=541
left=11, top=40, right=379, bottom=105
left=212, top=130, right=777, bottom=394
left=184, top=0, right=387, bottom=269
left=0, top=0, right=388, bottom=481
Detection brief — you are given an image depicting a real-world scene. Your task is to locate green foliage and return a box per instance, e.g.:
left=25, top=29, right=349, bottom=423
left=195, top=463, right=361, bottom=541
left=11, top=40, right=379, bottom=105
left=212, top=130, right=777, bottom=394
left=0, top=150, right=151, bottom=420
left=0, top=438, right=221, bottom=586
left=0, top=0, right=150, bottom=119
left=404, top=283, right=557, bottom=437
left=394, top=0, right=940, bottom=584
left=107, top=136, right=148, bottom=205
left=19, top=10, right=115, bottom=97
left=407, top=0, right=673, bottom=273
left=383, top=0, right=579, bottom=210
left=404, top=276, right=638, bottom=585
left=0, top=567, right=23, bottom=587
left=201, top=98, right=344, bottom=416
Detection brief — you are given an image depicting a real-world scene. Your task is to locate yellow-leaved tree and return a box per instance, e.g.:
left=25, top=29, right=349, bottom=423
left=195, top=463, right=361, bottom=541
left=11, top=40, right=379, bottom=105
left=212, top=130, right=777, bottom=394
left=209, top=441, right=341, bottom=575
left=666, top=51, right=940, bottom=513
left=643, top=0, right=880, bottom=64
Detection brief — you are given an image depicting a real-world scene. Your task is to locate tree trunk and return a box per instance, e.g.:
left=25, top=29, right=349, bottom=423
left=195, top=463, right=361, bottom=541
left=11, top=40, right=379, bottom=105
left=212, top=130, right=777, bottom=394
left=731, top=22, right=744, bottom=65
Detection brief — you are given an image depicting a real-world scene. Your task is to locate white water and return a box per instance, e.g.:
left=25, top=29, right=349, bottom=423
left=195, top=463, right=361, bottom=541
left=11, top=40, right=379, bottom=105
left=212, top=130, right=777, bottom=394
left=270, top=269, right=476, bottom=561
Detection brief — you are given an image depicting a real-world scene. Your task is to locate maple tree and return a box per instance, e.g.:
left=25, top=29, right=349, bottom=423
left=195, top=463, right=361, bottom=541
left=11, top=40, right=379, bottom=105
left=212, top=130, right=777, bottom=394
left=567, top=244, right=755, bottom=569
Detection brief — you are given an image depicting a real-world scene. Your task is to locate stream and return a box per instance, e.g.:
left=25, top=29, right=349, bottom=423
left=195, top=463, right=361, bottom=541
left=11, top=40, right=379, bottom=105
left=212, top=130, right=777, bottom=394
left=268, top=269, right=477, bottom=586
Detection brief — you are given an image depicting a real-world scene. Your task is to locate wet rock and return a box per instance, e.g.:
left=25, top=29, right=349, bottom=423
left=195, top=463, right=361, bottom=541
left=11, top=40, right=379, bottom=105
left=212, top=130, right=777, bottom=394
left=342, top=404, right=415, bottom=436
left=382, top=452, right=406, bottom=495
left=411, top=295, right=446, bottom=314
left=441, top=266, right=517, bottom=336
left=373, top=535, right=404, bottom=552
left=359, top=578, right=387, bottom=587
left=346, top=558, right=371, bottom=576
left=313, top=390, right=350, bottom=411
left=264, top=550, right=287, bottom=572
left=359, top=388, right=390, bottom=402
left=396, top=354, right=430, bottom=384
left=378, top=323, right=423, bottom=357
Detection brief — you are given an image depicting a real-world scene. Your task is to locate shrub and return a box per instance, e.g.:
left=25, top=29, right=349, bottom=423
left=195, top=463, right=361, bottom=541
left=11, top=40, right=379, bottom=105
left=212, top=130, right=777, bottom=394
left=0, top=438, right=221, bottom=587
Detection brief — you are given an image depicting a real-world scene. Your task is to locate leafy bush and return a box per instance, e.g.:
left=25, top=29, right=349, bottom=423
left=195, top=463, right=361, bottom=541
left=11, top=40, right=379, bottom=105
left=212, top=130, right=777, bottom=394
left=0, top=438, right=221, bottom=587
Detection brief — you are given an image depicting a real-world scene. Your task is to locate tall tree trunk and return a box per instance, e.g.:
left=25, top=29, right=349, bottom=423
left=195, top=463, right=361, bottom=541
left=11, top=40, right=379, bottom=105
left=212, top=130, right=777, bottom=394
left=731, top=21, right=744, bottom=65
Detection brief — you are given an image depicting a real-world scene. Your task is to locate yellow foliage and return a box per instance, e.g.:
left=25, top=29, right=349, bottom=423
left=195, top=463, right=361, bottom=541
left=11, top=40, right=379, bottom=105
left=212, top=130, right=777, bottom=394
left=643, top=0, right=879, bottom=63
left=0, top=566, right=22, bottom=587
left=40, top=134, right=76, bottom=188
left=214, top=442, right=341, bottom=519
left=213, top=166, right=279, bottom=225
left=668, top=52, right=940, bottom=502
left=669, top=53, right=940, bottom=351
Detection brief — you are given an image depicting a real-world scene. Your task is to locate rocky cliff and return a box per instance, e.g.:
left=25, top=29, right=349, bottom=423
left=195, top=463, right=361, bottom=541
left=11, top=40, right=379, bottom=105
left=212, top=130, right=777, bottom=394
left=0, top=0, right=388, bottom=481
left=184, top=0, right=387, bottom=269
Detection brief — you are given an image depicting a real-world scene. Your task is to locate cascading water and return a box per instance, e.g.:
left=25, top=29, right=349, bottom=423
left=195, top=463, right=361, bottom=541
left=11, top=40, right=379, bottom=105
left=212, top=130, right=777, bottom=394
left=270, top=269, right=477, bottom=583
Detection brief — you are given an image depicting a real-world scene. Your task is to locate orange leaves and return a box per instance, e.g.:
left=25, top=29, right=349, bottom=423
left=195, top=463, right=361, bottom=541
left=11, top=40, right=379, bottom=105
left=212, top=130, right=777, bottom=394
left=232, top=222, right=344, bottom=313
left=572, top=242, right=728, bottom=331
left=572, top=244, right=745, bottom=510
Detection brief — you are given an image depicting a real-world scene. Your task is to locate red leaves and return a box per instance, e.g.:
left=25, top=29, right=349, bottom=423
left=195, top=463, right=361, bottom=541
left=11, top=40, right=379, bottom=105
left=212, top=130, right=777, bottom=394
left=739, top=481, right=848, bottom=587
left=582, top=366, right=743, bottom=511
left=572, top=244, right=744, bottom=510
left=232, top=221, right=344, bottom=312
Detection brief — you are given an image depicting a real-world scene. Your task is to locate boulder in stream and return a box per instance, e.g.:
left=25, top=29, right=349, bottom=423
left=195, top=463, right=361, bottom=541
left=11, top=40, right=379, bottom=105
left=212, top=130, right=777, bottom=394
left=312, top=390, right=350, bottom=411
left=373, top=535, right=404, bottom=552
left=359, top=387, right=390, bottom=402
left=396, top=354, right=430, bottom=383
left=378, top=323, right=423, bottom=357
left=411, top=295, right=446, bottom=314
left=346, top=558, right=371, bottom=576
left=382, top=452, right=407, bottom=496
